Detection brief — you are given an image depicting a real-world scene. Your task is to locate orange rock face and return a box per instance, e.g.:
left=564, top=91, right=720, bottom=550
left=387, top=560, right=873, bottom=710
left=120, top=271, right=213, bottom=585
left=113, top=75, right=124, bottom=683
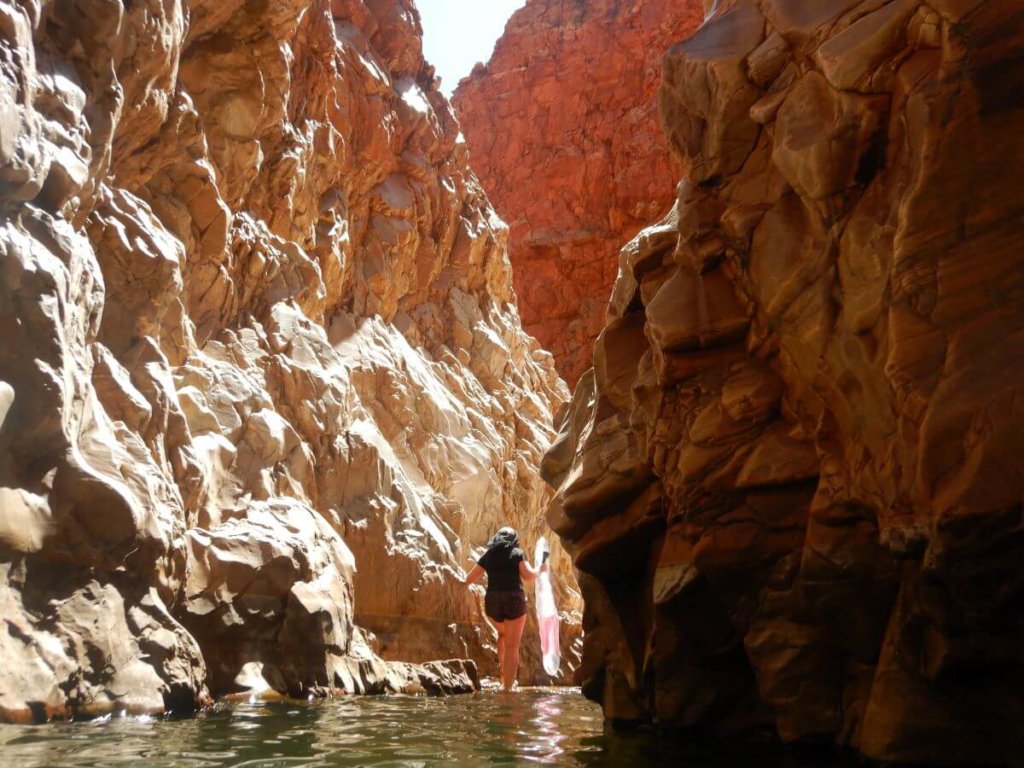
left=545, top=0, right=1024, bottom=764
left=453, top=0, right=705, bottom=386
left=0, top=0, right=580, bottom=720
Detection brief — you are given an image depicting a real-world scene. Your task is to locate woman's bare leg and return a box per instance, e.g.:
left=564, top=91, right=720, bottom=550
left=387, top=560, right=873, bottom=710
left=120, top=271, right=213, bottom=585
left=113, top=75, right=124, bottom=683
left=501, top=614, right=527, bottom=692
left=491, top=619, right=506, bottom=683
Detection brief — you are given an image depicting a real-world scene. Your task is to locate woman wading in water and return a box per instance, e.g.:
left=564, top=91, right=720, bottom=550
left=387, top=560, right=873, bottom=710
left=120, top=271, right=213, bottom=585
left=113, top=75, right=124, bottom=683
left=464, top=527, right=548, bottom=691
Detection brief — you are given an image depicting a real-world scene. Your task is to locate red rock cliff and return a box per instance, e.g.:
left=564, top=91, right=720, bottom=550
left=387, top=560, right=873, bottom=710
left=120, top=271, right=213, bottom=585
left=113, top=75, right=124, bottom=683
left=544, top=0, right=1024, bottom=764
left=453, top=0, right=705, bottom=386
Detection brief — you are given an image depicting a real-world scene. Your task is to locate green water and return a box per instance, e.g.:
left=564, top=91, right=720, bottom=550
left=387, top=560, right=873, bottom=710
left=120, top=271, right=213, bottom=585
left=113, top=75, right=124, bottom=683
left=0, top=688, right=854, bottom=767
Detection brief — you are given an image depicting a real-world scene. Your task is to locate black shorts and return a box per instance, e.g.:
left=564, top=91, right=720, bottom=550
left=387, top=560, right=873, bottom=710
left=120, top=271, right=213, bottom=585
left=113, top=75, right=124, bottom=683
left=485, top=589, right=527, bottom=622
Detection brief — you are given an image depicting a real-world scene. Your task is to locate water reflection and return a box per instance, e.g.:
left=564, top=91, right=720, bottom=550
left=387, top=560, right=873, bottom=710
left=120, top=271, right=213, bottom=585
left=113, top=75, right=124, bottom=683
left=0, top=689, right=857, bottom=768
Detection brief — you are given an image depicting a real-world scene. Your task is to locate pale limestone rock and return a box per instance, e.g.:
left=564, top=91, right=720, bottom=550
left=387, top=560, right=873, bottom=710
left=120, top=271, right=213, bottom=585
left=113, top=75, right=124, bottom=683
left=0, top=488, right=52, bottom=553
left=0, top=0, right=578, bottom=719
left=0, top=382, right=13, bottom=430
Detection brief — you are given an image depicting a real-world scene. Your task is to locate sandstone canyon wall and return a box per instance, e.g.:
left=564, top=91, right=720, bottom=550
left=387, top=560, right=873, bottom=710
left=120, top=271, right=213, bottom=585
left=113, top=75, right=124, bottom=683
left=453, top=0, right=705, bottom=386
left=0, top=0, right=581, bottom=721
left=545, top=0, right=1024, bottom=764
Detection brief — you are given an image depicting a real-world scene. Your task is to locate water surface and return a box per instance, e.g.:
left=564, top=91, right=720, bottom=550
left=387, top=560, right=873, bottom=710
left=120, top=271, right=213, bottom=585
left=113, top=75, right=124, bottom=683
left=0, top=688, right=855, bottom=767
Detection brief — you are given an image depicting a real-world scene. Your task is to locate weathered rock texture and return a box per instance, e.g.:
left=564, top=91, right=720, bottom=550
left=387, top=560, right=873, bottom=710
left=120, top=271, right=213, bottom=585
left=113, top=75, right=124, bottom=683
left=453, top=0, right=705, bottom=387
left=545, top=0, right=1024, bottom=764
left=0, top=0, right=580, bottom=721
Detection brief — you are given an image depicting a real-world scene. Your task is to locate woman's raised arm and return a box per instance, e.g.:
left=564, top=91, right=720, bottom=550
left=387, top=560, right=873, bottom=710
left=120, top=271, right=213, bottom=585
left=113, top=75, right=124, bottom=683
left=519, top=558, right=548, bottom=583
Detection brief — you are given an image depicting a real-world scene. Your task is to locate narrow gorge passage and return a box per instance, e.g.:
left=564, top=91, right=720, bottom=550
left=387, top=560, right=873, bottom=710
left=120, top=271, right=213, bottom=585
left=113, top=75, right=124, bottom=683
left=2, top=0, right=1024, bottom=767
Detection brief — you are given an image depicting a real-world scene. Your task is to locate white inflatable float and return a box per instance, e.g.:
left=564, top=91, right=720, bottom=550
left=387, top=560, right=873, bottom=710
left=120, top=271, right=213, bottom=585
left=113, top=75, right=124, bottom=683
left=533, top=536, right=560, bottom=676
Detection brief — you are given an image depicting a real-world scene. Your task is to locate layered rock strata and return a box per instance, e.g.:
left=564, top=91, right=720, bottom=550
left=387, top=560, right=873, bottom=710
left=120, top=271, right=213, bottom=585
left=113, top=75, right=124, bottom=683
left=0, top=0, right=580, bottom=721
left=453, top=0, right=705, bottom=386
left=545, top=0, right=1024, bottom=764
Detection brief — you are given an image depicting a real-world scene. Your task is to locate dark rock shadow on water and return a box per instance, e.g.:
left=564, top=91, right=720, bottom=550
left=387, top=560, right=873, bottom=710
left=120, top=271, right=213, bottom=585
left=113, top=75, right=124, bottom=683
left=571, top=727, right=867, bottom=768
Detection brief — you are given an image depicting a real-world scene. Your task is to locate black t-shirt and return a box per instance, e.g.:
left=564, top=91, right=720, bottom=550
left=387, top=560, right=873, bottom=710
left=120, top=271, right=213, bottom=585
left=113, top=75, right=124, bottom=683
left=478, top=546, right=526, bottom=592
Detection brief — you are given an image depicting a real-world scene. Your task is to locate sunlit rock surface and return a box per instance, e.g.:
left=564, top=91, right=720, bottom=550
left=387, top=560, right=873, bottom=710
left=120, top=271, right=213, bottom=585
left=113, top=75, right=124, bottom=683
left=546, top=0, right=1024, bottom=764
left=0, top=0, right=581, bottom=721
left=453, top=0, right=705, bottom=387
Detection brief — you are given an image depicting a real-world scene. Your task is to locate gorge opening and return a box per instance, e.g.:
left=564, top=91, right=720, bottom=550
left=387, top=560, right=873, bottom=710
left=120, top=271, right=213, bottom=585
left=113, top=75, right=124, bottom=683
left=1, top=0, right=1022, bottom=766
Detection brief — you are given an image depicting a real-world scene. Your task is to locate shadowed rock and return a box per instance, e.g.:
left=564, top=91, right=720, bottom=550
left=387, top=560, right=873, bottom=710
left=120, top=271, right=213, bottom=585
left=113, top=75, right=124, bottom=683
left=547, top=0, right=1024, bottom=764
